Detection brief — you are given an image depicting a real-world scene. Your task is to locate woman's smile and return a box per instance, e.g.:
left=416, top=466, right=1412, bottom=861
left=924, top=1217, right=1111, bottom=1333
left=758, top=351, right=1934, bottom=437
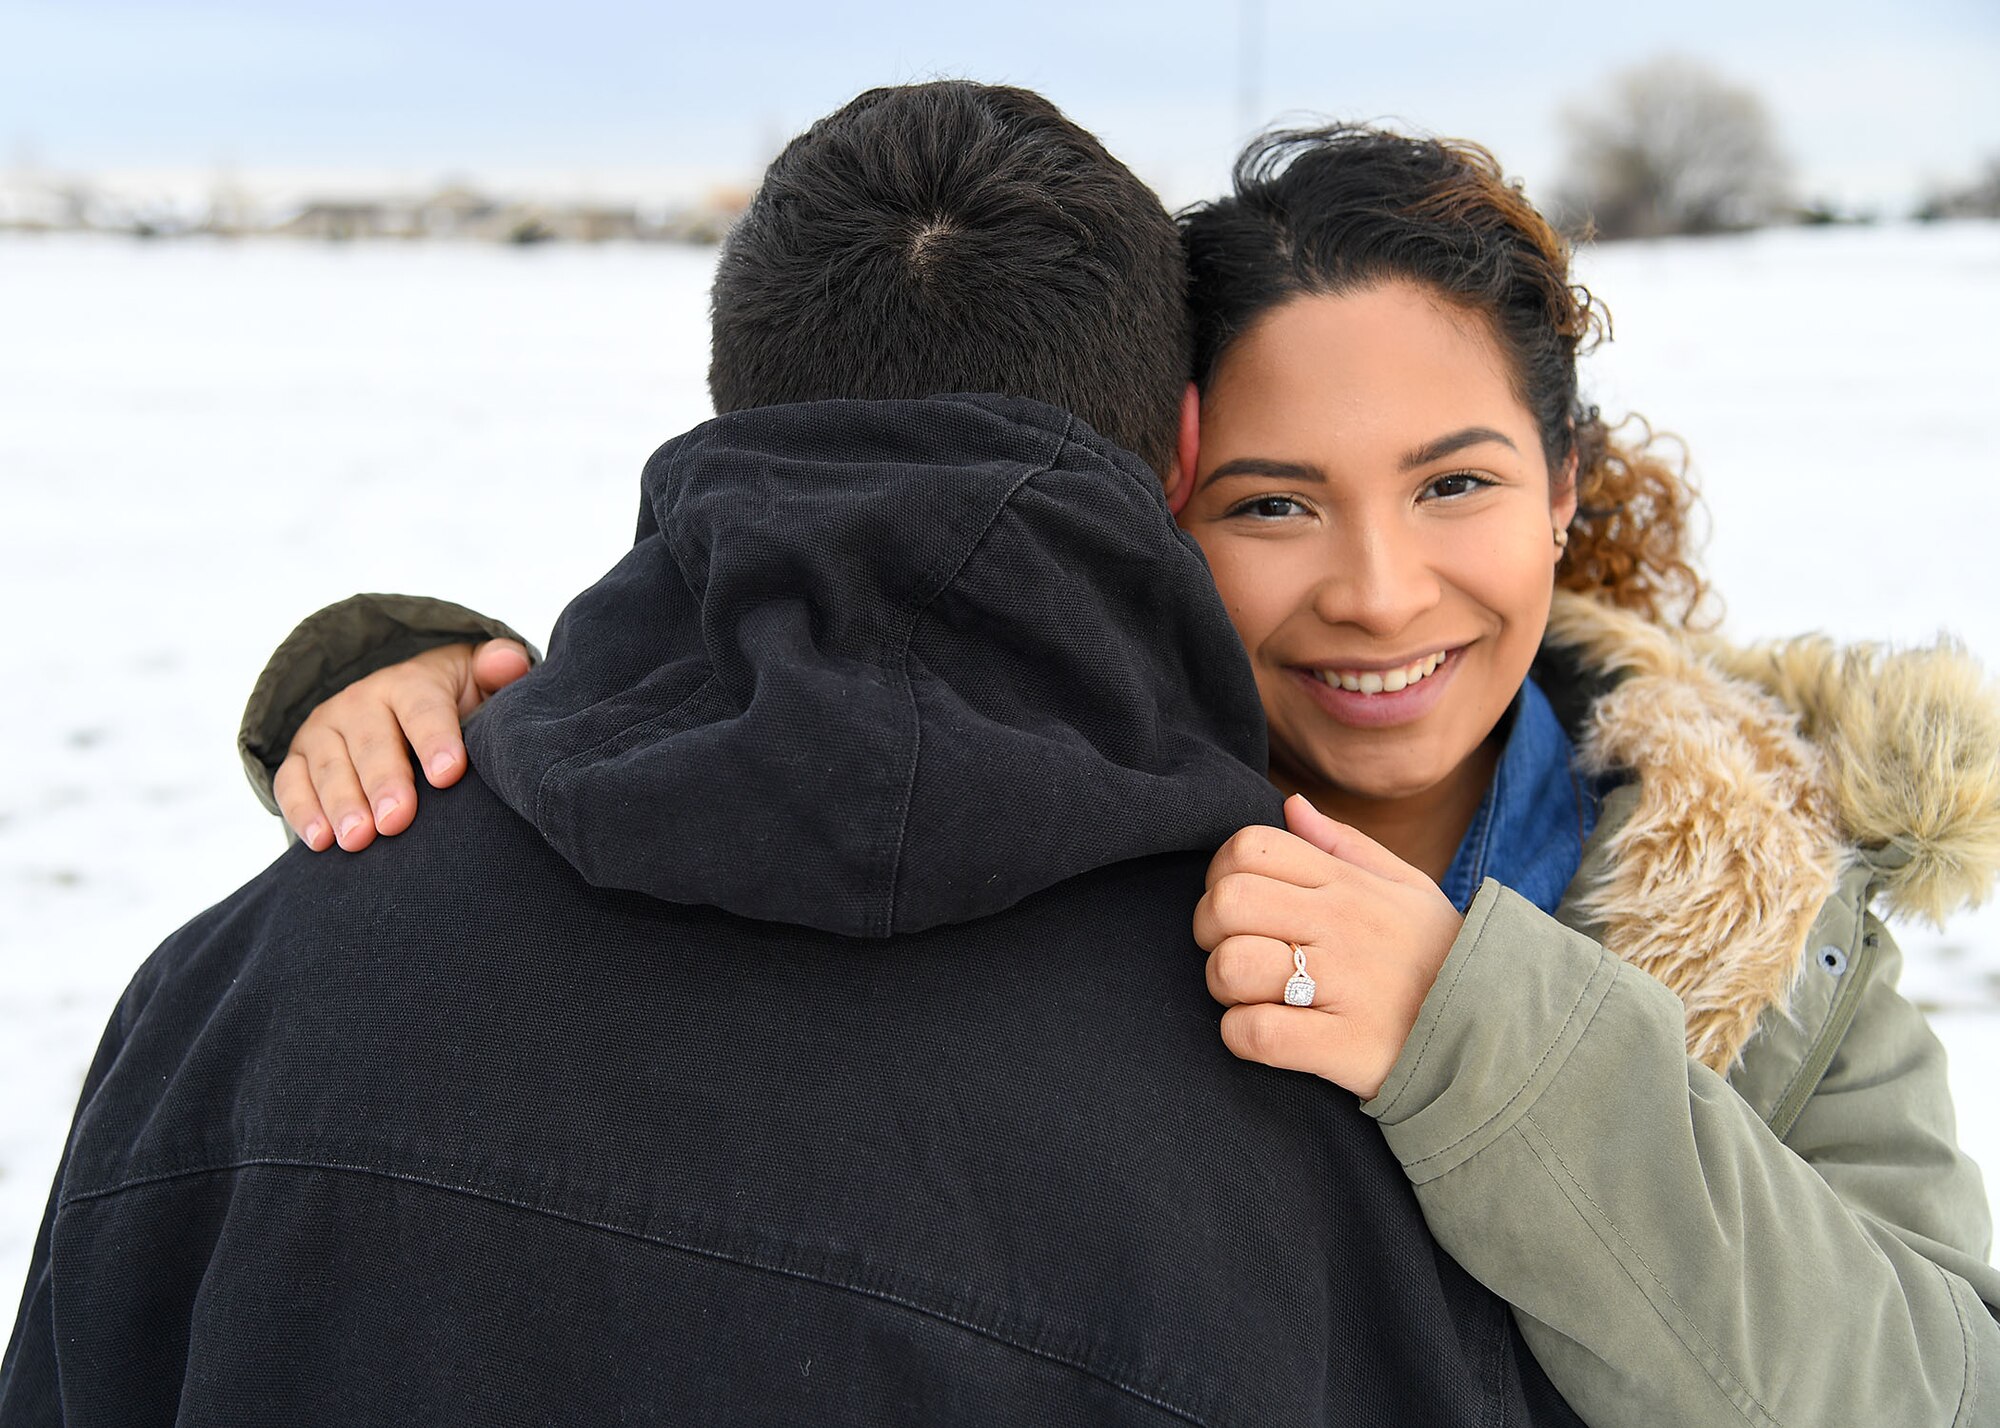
left=1287, top=644, right=1465, bottom=728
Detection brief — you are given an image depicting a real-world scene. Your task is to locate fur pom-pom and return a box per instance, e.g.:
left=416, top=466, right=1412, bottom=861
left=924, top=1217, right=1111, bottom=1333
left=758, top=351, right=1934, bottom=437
left=1703, top=634, right=2000, bottom=928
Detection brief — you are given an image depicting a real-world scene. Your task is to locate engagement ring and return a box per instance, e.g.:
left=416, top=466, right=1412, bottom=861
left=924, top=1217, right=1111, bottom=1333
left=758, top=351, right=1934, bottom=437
left=1284, top=944, right=1316, bottom=1007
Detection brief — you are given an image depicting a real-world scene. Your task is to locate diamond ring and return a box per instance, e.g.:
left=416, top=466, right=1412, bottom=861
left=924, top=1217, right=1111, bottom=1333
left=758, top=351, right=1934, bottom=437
left=1283, top=944, right=1316, bottom=1007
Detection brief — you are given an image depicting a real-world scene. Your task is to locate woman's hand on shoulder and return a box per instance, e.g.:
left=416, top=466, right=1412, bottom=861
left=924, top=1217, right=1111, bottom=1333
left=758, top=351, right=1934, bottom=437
left=277, top=639, right=531, bottom=853
left=1195, top=794, right=1464, bottom=1101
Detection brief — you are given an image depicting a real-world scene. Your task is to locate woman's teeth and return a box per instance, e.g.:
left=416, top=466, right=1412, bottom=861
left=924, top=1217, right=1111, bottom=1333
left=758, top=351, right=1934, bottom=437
left=1316, top=651, right=1445, bottom=695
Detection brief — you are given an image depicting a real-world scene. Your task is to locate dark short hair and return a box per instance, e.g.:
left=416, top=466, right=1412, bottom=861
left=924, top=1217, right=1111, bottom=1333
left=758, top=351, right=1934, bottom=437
left=709, top=82, right=1189, bottom=478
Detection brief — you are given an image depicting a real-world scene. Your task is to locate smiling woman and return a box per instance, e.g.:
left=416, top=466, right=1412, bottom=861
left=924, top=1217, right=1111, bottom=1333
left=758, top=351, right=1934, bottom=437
left=1170, top=124, right=2000, bottom=1428
left=212, top=122, right=1997, bottom=1426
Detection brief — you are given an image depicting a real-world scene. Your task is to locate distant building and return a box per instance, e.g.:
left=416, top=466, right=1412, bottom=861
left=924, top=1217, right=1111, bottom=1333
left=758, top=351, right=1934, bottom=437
left=0, top=174, right=83, bottom=231
left=553, top=205, right=644, bottom=243
left=3, top=174, right=752, bottom=245
left=278, top=200, right=401, bottom=241
left=418, top=185, right=500, bottom=239
left=657, top=186, right=751, bottom=244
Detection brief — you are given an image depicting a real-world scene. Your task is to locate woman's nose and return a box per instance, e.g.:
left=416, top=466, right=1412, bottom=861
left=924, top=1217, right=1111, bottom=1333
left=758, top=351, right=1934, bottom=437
left=1311, top=523, right=1442, bottom=637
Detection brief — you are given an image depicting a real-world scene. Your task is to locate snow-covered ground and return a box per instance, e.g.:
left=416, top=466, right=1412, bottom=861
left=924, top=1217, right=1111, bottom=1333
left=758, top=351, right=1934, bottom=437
left=1, top=222, right=1996, bottom=1310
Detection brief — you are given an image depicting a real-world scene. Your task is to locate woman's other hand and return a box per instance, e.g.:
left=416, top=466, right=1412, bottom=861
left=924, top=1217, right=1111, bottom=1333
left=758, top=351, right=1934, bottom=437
left=276, top=639, right=532, bottom=853
left=1196, top=794, right=1464, bottom=1101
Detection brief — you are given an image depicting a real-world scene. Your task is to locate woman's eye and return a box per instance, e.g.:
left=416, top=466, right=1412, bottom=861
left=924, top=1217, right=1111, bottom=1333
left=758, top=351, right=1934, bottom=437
left=1230, top=494, right=1309, bottom=520
left=1423, top=471, right=1493, bottom=501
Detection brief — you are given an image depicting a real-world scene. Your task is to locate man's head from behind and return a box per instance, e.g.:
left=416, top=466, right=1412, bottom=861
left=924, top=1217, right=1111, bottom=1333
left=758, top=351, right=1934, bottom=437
left=708, top=81, right=1189, bottom=478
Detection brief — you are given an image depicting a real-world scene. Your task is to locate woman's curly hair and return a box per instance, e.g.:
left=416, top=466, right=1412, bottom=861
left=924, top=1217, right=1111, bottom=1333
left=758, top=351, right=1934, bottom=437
left=1180, top=124, right=1710, bottom=628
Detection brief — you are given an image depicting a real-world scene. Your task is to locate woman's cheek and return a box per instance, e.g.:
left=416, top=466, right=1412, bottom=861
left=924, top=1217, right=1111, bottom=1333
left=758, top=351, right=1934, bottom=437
left=1194, top=539, right=1263, bottom=638
left=1226, top=575, right=1294, bottom=657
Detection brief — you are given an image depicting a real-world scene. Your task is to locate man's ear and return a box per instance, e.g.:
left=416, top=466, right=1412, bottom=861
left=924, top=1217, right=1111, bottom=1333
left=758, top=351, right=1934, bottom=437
left=1166, top=382, right=1199, bottom=516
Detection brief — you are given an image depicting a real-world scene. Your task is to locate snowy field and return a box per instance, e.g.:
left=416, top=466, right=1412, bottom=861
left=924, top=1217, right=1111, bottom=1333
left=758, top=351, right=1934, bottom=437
left=2, top=222, right=1997, bottom=1309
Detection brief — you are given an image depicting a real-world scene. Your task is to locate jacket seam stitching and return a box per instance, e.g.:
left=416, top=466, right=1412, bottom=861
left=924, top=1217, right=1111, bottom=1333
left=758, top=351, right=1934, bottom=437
left=530, top=434, right=705, bottom=851
left=60, top=1154, right=1216, bottom=1427
left=877, top=413, right=1074, bottom=936
left=1943, top=1259, right=1976, bottom=1428
left=1378, top=883, right=1496, bottom=1120
left=1765, top=877, right=1862, bottom=1124
left=1770, top=903, right=1879, bottom=1141
left=1519, top=1110, right=1781, bottom=1427
left=1402, top=952, right=1612, bottom=1176
left=529, top=674, right=724, bottom=853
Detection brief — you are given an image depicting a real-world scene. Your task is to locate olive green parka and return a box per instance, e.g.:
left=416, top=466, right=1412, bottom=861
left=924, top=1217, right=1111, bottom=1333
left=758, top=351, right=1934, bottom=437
left=1372, top=590, right=2000, bottom=1427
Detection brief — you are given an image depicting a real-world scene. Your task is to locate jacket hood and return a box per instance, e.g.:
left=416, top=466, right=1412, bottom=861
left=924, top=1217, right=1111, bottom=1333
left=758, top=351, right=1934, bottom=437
left=1541, top=590, right=2000, bottom=1070
left=468, top=395, right=1280, bottom=938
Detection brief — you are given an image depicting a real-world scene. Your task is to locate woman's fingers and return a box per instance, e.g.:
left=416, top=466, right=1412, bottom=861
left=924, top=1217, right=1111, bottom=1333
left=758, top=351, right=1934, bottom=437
left=389, top=680, right=473, bottom=791
left=1193, top=870, right=1337, bottom=951
left=406, top=638, right=528, bottom=789
left=1204, top=803, right=1422, bottom=899
left=1218, top=1002, right=1357, bottom=1084
left=344, top=710, right=422, bottom=836
left=380, top=644, right=477, bottom=790
left=276, top=643, right=487, bottom=851
left=299, top=727, right=379, bottom=851
left=1206, top=934, right=1329, bottom=1008
left=274, top=752, right=333, bottom=851
left=1205, top=821, right=1335, bottom=891
left=1280, top=793, right=1419, bottom=886
left=1201, top=801, right=1466, bottom=1101
left=468, top=638, right=531, bottom=703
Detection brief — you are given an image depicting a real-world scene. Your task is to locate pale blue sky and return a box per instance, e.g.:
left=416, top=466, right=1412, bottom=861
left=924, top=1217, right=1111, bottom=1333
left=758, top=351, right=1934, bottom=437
left=5, top=0, right=1997, bottom=209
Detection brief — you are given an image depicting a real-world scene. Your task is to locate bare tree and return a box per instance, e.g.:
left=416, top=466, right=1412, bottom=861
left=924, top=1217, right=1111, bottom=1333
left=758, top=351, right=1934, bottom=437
left=1557, top=56, right=1791, bottom=240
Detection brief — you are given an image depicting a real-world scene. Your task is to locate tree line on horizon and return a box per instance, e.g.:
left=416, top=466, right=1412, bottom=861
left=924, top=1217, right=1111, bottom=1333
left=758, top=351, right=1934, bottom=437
left=1551, top=54, right=1998, bottom=241
left=8, top=56, right=1995, bottom=246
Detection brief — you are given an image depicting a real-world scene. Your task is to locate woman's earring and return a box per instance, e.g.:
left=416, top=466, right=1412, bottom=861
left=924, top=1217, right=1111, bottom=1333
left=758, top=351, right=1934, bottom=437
left=1554, top=527, right=1569, bottom=551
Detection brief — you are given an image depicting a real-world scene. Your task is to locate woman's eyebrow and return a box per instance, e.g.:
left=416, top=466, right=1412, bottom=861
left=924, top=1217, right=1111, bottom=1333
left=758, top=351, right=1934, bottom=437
left=1197, top=457, right=1327, bottom=491
left=1401, top=426, right=1518, bottom=469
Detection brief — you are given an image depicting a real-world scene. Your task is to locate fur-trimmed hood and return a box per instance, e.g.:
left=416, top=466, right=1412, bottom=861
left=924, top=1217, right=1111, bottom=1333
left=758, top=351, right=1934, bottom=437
left=1541, top=590, right=2000, bottom=1072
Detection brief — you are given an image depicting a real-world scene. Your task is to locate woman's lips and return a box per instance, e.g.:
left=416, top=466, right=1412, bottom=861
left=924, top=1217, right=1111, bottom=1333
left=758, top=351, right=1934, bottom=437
left=1288, top=646, right=1463, bottom=729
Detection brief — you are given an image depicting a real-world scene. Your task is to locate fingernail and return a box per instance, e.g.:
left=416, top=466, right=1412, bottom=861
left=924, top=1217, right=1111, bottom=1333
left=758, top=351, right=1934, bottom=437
left=303, top=821, right=327, bottom=850
left=428, top=751, right=457, bottom=782
left=336, top=814, right=366, bottom=846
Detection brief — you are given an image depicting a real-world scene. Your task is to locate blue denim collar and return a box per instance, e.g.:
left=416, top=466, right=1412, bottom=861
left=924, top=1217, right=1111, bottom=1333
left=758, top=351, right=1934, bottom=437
left=1438, top=677, right=1596, bottom=915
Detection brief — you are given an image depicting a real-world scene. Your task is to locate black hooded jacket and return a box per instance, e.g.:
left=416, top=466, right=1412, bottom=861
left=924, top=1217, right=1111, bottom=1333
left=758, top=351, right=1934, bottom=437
left=1, top=396, right=1581, bottom=1426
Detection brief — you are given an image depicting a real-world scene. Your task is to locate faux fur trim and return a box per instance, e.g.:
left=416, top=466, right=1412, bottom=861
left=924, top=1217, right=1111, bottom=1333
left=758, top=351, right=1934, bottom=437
left=1541, top=591, right=2000, bottom=1072
left=1698, top=632, right=2000, bottom=928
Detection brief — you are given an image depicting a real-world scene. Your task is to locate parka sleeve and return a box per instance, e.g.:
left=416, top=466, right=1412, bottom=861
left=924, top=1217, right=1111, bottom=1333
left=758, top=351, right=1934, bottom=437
left=1363, top=880, right=1999, bottom=1428
left=238, top=594, right=539, bottom=816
